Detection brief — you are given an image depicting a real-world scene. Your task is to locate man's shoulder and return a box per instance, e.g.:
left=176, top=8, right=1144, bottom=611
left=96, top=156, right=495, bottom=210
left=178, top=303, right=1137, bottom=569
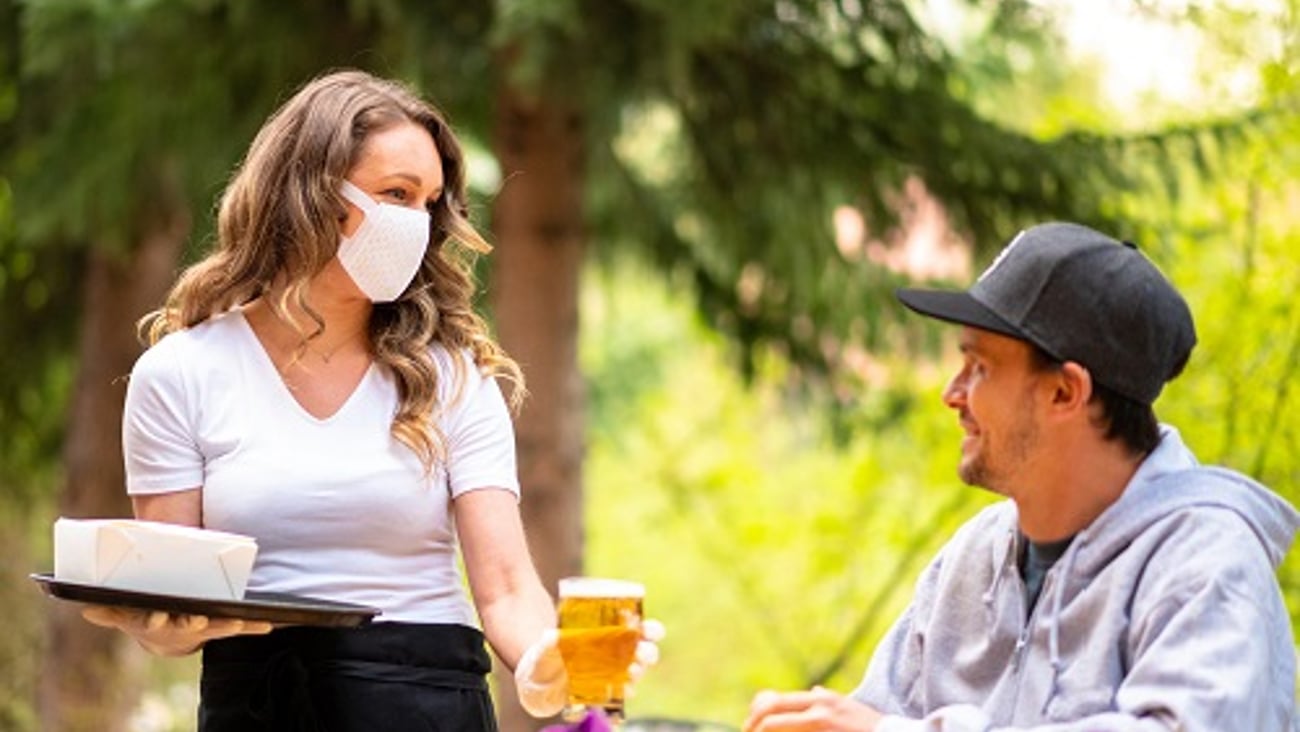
left=1121, top=461, right=1298, bottom=568
left=1141, top=503, right=1271, bottom=566
left=1113, top=498, right=1284, bottom=617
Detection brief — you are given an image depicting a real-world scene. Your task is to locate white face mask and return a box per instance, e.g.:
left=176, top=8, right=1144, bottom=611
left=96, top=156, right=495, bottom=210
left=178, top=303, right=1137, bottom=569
left=336, top=180, right=431, bottom=302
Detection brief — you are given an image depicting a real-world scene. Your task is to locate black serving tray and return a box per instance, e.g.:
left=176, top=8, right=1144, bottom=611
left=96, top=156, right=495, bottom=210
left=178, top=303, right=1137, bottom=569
left=31, top=573, right=381, bottom=628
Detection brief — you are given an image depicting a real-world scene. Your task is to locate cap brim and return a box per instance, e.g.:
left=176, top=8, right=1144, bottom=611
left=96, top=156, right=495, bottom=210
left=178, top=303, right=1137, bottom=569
left=895, top=288, right=1024, bottom=340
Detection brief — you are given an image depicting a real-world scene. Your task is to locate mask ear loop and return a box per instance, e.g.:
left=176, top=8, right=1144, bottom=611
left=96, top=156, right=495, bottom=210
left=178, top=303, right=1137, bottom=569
left=339, top=180, right=377, bottom=213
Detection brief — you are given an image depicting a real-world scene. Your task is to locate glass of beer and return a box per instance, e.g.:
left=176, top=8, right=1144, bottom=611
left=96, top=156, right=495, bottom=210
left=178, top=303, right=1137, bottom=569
left=556, top=577, right=644, bottom=724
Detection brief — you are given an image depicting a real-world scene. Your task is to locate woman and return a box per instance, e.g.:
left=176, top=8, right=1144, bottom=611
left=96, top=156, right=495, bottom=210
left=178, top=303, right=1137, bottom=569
left=83, top=69, right=641, bottom=730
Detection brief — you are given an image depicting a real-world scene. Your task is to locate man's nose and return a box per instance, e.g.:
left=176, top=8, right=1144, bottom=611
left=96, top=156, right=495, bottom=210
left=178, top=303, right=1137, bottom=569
left=942, top=372, right=966, bottom=409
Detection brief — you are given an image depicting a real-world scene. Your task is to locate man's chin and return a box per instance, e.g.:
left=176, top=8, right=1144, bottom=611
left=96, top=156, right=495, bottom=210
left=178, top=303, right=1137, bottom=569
left=957, top=461, right=979, bottom=486
left=957, top=461, right=1003, bottom=495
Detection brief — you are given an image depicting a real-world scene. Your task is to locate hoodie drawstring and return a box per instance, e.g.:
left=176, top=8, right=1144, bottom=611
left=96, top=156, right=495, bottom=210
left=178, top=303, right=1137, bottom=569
left=1041, top=538, right=1082, bottom=715
left=983, top=529, right=1018, bottom=607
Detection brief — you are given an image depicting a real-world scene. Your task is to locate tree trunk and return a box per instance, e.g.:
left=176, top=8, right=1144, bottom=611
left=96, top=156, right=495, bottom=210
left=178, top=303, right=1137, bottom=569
left=38, top=177, right=189, bottom=732
left=488, top=73, right=588, bottom=732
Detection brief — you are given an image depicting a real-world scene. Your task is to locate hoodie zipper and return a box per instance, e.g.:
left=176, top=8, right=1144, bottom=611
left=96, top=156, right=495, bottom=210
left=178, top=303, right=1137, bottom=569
left=1008, top=565, right=1056, bottom=716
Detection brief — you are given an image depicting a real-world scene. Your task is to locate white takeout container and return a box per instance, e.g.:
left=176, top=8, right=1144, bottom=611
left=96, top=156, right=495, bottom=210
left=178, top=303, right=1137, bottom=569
left=53, top=518, right=258, bottom=601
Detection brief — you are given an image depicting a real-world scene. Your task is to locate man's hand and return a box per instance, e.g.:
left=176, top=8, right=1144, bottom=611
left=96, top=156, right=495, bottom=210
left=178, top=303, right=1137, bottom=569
left=81, top=605, right=272, bottom=657
left=743, top=686, right=884, bottom=732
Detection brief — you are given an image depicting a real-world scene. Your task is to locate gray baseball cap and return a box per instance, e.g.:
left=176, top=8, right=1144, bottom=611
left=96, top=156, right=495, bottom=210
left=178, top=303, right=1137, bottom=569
left=896, top=222, right=1197, bottom=405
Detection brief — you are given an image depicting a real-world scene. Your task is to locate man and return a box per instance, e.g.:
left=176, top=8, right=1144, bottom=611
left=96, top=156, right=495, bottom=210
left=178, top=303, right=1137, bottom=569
left=744, top=222, right=1299, bottom=731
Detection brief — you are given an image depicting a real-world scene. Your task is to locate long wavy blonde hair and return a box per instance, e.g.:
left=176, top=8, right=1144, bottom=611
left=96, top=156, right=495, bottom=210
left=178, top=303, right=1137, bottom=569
left=141, top=69, right=524, bottom=471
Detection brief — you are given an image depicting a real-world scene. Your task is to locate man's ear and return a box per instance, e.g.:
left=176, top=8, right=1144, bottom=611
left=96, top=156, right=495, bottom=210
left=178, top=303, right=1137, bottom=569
left=1051, top=361, right=1093, bottom=414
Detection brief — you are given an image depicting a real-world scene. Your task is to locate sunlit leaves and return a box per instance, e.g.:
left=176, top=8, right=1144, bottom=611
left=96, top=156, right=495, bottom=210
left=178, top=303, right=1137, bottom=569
left=580, top=258, right=990, bottom=721
left=2, top=0, right=494, bottom=487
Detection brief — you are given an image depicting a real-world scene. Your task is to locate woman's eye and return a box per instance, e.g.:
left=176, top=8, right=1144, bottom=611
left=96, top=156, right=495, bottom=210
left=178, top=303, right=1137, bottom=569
left=383, top=188, right=409, bottom=202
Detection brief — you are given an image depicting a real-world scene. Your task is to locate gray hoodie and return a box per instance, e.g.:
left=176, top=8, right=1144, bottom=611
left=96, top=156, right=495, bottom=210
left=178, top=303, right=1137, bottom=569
left=854, top=426, right=1300, bottom=731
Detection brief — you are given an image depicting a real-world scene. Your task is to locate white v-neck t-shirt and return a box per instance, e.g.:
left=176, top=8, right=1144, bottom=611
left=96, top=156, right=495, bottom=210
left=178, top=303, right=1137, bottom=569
left=122, top=309, right=520, bottom=625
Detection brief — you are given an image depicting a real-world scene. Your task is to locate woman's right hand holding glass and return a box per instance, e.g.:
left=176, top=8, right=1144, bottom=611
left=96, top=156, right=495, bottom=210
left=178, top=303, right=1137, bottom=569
left=81, top=605, right=272, bottom=657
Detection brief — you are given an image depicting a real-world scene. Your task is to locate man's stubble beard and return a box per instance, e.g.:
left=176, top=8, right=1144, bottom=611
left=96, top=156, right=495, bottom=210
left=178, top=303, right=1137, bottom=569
left=958, top=393, right=1040, bottom=495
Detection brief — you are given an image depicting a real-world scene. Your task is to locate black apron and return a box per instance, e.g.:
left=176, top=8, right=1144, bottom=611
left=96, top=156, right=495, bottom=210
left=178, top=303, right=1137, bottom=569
left=199, top=622, right=498, bottom=732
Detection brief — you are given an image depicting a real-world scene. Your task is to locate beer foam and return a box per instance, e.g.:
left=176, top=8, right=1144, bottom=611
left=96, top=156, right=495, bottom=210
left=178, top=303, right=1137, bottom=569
left=558, top=577, right=645, bottom=598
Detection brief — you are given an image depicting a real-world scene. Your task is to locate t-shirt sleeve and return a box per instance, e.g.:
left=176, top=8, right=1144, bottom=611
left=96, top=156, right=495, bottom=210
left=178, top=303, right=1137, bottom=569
left=122, top=340, right=204, bottom=495
left=444, top=371, right=520, bottom=499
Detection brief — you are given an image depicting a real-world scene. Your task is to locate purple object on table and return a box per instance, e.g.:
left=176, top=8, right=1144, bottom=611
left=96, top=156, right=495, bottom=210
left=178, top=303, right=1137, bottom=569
left=541, top=710, right=613, bottom=732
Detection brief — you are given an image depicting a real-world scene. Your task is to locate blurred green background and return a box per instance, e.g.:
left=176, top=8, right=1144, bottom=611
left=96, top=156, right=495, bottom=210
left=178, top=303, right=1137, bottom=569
left=2, top=1, right=1298, bottom=730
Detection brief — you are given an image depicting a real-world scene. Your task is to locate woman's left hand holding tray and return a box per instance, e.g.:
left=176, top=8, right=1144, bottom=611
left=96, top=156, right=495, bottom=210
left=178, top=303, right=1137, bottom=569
left=81, top=605, right=272, bottom=657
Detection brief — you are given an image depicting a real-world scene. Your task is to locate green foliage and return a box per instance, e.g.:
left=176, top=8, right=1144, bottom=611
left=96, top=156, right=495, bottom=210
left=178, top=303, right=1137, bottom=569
left=575, top=4, right=1300, bottom=722
left=11, top=0, right=489, bottom=250
left=577, top=152, right=1300, bottom=724
left=1144, top=121, right=1300, bottom=625
left=5, top=0, right=1299, bottom=726
left=500, top=0, right=1146, bottom=394
left=0, top=0, right=79, bottom=503
left=5, top=0, right=1238, bottom=488
left=0, top=504, right=47, bottom=731
left=580, top=258, right=992, bottom=723
left=1088, top=6, right=1300, bottom=582
left=0, top=0, right=494, bottom=492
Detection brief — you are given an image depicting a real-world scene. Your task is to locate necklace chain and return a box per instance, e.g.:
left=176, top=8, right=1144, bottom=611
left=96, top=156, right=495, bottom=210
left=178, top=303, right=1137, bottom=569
left=252, top=301, right=369, bottom=369
left=301, top=332, right=368, bottom=364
